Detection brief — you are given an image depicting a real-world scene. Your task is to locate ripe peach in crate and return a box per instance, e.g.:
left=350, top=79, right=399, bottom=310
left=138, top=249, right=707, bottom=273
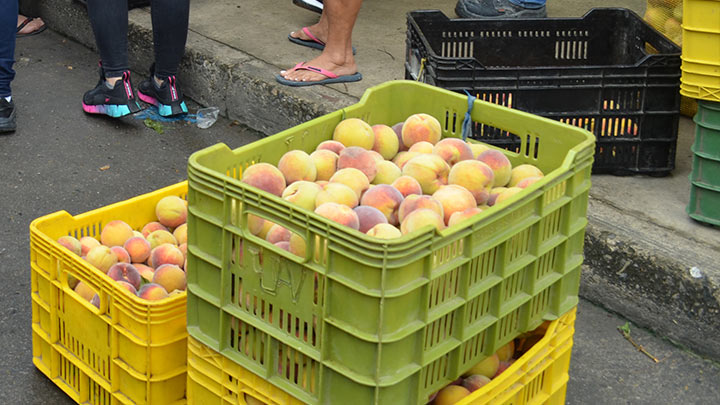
left=477, top=149, right=512, bottom=188
left=151, top=243, right=185, bottom=268
left=100, top=219, right=134, bottom=247
left=310, top=149, right=338, bottom=181
left=408, top=141, right=435, bottom=154
left=138, top=283, right=169, bottom=301
left=338, top=146, right=378, bottom=182
left=402, top=153, right=450, bottom=195
left=433, top=185, right=477, bottom=225
left=266, top=224, right=292, bottom=244
left=86, top=245, right=118, bottom=273
left=366, top=223, right=402, bottom=239
left=278, top=150, right=317, bottom=184
left=508, top=164, right=543, bottom=187
left=57, top=236, right=81, bottom=256
left=153, top=264, right=187, bottom=293
left=373, top=160, right=402, bottom=185
left=360, top=184, right=404, bottom=225
left=398, top=194, right=444, bottom=224
left=448, top=207, right=483, bottom=227
left=146, top=229, right=177, bottom=249
left=333, top=117, right=375, bottom=150
left=173, top=223, right=187, bottom=245
left=401, top=113, right=441, bottom=148
left=393, top=151, right=421, bottom=170
left=448, top=160, right=494, bottom=205
left=315, top=182, right=358, bottom=209
left=353, top=205, right=388, bottom=233
left=141, top=221, right=168, bottom=238
left=433, top=138, right=473, bottom=165
left=155, top=195, right=187, bottom=228
left=283, top=180, right=323, bottom=211
left=315, top=202, right=360, bottom=230
left=400, top=208, right=445, bottom=235
left=79, top=236, right=101, bottom=256
left=330, top=167, right=369, bottom=199
left=434, top=385, right=471, bottom=405
left=392, top=175, right=422, bottom=198
left=110, top=246, right=131, bottom=263
left=316, top=139, right=345, bottom=155
left=124, top=236, right=151, bottom=263
left=107, top=263, right=142, bottom=290
left=371, top=124, right=400, bottom=160
left=241, top=162, right=286, bottom=197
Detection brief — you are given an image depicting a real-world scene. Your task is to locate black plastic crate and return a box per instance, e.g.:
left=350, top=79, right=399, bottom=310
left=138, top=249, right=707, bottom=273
left=405, top=8, right=681, bottom=176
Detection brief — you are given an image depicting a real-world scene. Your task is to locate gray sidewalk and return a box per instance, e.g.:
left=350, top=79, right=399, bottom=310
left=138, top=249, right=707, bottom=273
left=31, top=0, right=720, bottom=362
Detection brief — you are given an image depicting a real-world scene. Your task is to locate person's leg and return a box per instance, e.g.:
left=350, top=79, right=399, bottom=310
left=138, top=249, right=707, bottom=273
left=0, top=0, right=17, bottom=132
left=136, top=0, right=189, bottom=116
left=456, top=0, right=546, bottom=19
left=83, top=0, right=141, bottom=117
left=280, top=0, right=362, bottom=84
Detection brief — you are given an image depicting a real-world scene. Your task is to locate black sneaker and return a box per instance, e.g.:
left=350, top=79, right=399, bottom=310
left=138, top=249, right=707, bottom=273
left=0, top=98, right=16, bottom=133
left=82, top=69, right=141, bottom=118
left=137, top=71, right=188, bottom=117
left=456, top=0, right=546, bottom=18
left=293, top=0, right=323, bottom=14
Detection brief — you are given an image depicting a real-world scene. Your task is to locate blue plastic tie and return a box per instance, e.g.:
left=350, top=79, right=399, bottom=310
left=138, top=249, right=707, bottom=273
left=460, top=90, right=476, bottom=141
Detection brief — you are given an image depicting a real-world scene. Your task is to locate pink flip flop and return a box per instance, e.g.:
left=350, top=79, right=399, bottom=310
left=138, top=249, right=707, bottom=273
left=276, top=63, right=362, bottom=87
left=288, top=27, right=357, bottom=54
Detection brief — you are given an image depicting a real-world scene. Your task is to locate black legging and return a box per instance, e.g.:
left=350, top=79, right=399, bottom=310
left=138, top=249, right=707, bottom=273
left=87, top=0, right=190, bottom=79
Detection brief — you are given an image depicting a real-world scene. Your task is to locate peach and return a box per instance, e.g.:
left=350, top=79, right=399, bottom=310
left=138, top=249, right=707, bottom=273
left=138, top=283, right=169, bottom=301
left=494, top=360, right=515, bottom=378
left=247, top=214, right=266, bottom=236
left=433, top=185, right=478, bottom=225
left=496, top=340, right=515, bottom=362
left=152, top=263, right=187, bottom=293
left=141, top=221, right=168, bottom=238
left=392, top=151, right=421, bottom=170
left=86, top=245, right=119, bottom=273
left=124, top=236, right=151, bottom=263
left=266, top=224, right=292, bottom=244
left=314, top=202, right=360, bottom=230
left=332, top=118, right=375, bottom=150
left=155, top=196, right=187, bottom=228
left=477, top=149, right=513, bottom=187
left=107, top=263, right=142, bottom=290
left=316, top=140, right=345, bottom=155
left=433, top=138, right=473, bottom=165
left=337, top=146, right=377, bottom=183
left=151, top=243, right=185, bottom=268
left=508, top=164, right=544, bottom=187
left=366, top=223, right=402, bottom=239
left=100, top=220, right=134, bottom=247
left=408, top=141, right=434, bottom=154
left=79, top=236, right=101, bottom=256
left=133, top=230, right=143, bottom=238
left=282, top=180, right=323, bottom=211
left=468, top=142, right=490, bottom=159
left=495, top=187, right=523, bottom=205
left=433, top=385, right=471, bottom=405
left=360, top=184, right=405, bottom=225
left=329, top=167, right=369, bottom=199
left=110, top=246, right=131, bottom=263
left=487, top=187, right=507, bottom=207
left=372, top=160, right=402, bottom=185
left=315, top=182, right=359, bottom=208
left=288, top=233, right=306, bottom=258
left=368, top=150, right=385, bottom=165
left=173, top=223, right=187, bottom=245
left=146, top=229, right=177, bottom=249
left=310, top=149, right=338, bottom=181
left=134, top=263, right=155, bottom=282
left=400, top=208, right=445, bottom=235
left=391, top=121, right=408, bottom=152
left=448, top=207, right=484, bottom=227
left=116, top=280, right=138, bottom=296
left=257, top=220, right=275, bottom=240
left=274, top=241, right=291, bottom=251
left=448, top=160, right=495, bottom=205
left=90, top=294, right=100, bottom=308
left=464, top=353, right=500, bottom=378
left=74, top=281, right=96, bottom=302
left=391, top=175, right=423, bottom=198
left=67, top=274, right=80, bottom=290
left=371, top=124, right=400, bottom=160
left=462, top=374, right=492, bottom=392
left=398, top=194, right=444, bottom=224
left=353, top=205, right=388, bottom=233
left=516, top=176, right=543, bottom=189
left=278, top=150, right=317, bottom=184
left=401, top=153, right=450, bottom=195
left=179, top=242, right=187, bottom=258
left=401, top=113, right=442, bottom=148
left=58, top=236, right=82, bottom=256
left=241, top=162, right=286, bottom=197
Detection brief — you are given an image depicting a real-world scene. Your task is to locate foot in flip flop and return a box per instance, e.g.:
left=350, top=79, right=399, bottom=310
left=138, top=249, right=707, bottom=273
left=17, top=15, right=47, bottom=38
left=277, top=59, right=362, bottom=87
left=288, top=26, right=357, bottom=54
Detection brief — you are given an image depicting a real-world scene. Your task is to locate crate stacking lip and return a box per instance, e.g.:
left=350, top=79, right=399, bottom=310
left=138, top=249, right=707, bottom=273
left=186, top=307, right=577, bottom=405
left=680, top=0, right=720, bottom=102
left=185, top=80, right=594, bottom=404
left=405, top=8, right=681, bottom=176
left=30, top=182, right=189, bottom=405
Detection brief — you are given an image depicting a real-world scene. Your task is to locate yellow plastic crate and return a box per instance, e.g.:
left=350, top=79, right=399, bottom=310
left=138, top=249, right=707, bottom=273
left=30, top=182, right=189, bottom=405
left=680, top=0, right=720, bottom=102
left=186, top=308, right=576, bottom=405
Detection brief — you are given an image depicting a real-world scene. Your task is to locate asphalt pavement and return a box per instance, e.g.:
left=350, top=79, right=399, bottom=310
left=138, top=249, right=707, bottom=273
left=1, top=26, right=718, bottom=405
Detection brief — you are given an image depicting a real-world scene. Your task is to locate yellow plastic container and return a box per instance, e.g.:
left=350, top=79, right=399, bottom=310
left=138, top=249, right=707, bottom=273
left=186, top=308, right=576, bottom=405
left=30, top=182, right=188, bottom=405
left=680, top=0, right=720, bottom=102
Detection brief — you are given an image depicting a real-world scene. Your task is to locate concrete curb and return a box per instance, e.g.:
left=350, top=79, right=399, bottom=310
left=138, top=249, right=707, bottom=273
left=35, top=0, right=720, bottom=361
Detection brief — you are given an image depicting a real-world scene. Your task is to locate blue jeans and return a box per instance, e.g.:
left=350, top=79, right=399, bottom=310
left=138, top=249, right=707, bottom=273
left=509, top=0, right=545, bottom=7
left=0, top=0, right=18, bottom=97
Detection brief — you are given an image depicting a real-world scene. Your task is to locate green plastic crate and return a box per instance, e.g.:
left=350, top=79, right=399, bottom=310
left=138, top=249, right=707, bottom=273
left=693, top=101, right=720, bottom=160
left=687, top=181, right=720, bottom=226
left=185, top=80, right=594, bottom=405
left=690, top=150, right=720, bottom=186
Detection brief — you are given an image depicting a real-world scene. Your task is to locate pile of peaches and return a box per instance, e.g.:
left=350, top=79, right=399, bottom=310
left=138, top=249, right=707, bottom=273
left=241, top=113, right=544, bottom=253
left=56, top=195, right=188, bottom=305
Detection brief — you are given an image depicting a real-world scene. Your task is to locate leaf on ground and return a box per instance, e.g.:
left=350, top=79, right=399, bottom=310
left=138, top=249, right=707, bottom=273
left=619, top=322, right=631, bottom=335
left=144, top=118, right=165, bottom=134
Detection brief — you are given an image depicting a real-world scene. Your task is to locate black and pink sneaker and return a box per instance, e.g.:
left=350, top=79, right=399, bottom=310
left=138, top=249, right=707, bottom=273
left=137, top=71, right=188, bottom=117
left=82, top=69, right=141, bottom=118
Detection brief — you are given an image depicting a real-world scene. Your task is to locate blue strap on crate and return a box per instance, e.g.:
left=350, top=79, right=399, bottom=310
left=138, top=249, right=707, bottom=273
left=461, top=91, right=476, bottom=141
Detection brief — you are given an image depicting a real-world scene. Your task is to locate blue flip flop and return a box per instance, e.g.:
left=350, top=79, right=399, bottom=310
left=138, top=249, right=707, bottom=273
left=288, top=27, right=357, bottom=55
left=276, top=63, right=362, bottom=87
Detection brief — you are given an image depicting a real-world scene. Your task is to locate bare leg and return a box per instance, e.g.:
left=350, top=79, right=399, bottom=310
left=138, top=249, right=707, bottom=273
left=281, top=0, right=361, bottom=83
